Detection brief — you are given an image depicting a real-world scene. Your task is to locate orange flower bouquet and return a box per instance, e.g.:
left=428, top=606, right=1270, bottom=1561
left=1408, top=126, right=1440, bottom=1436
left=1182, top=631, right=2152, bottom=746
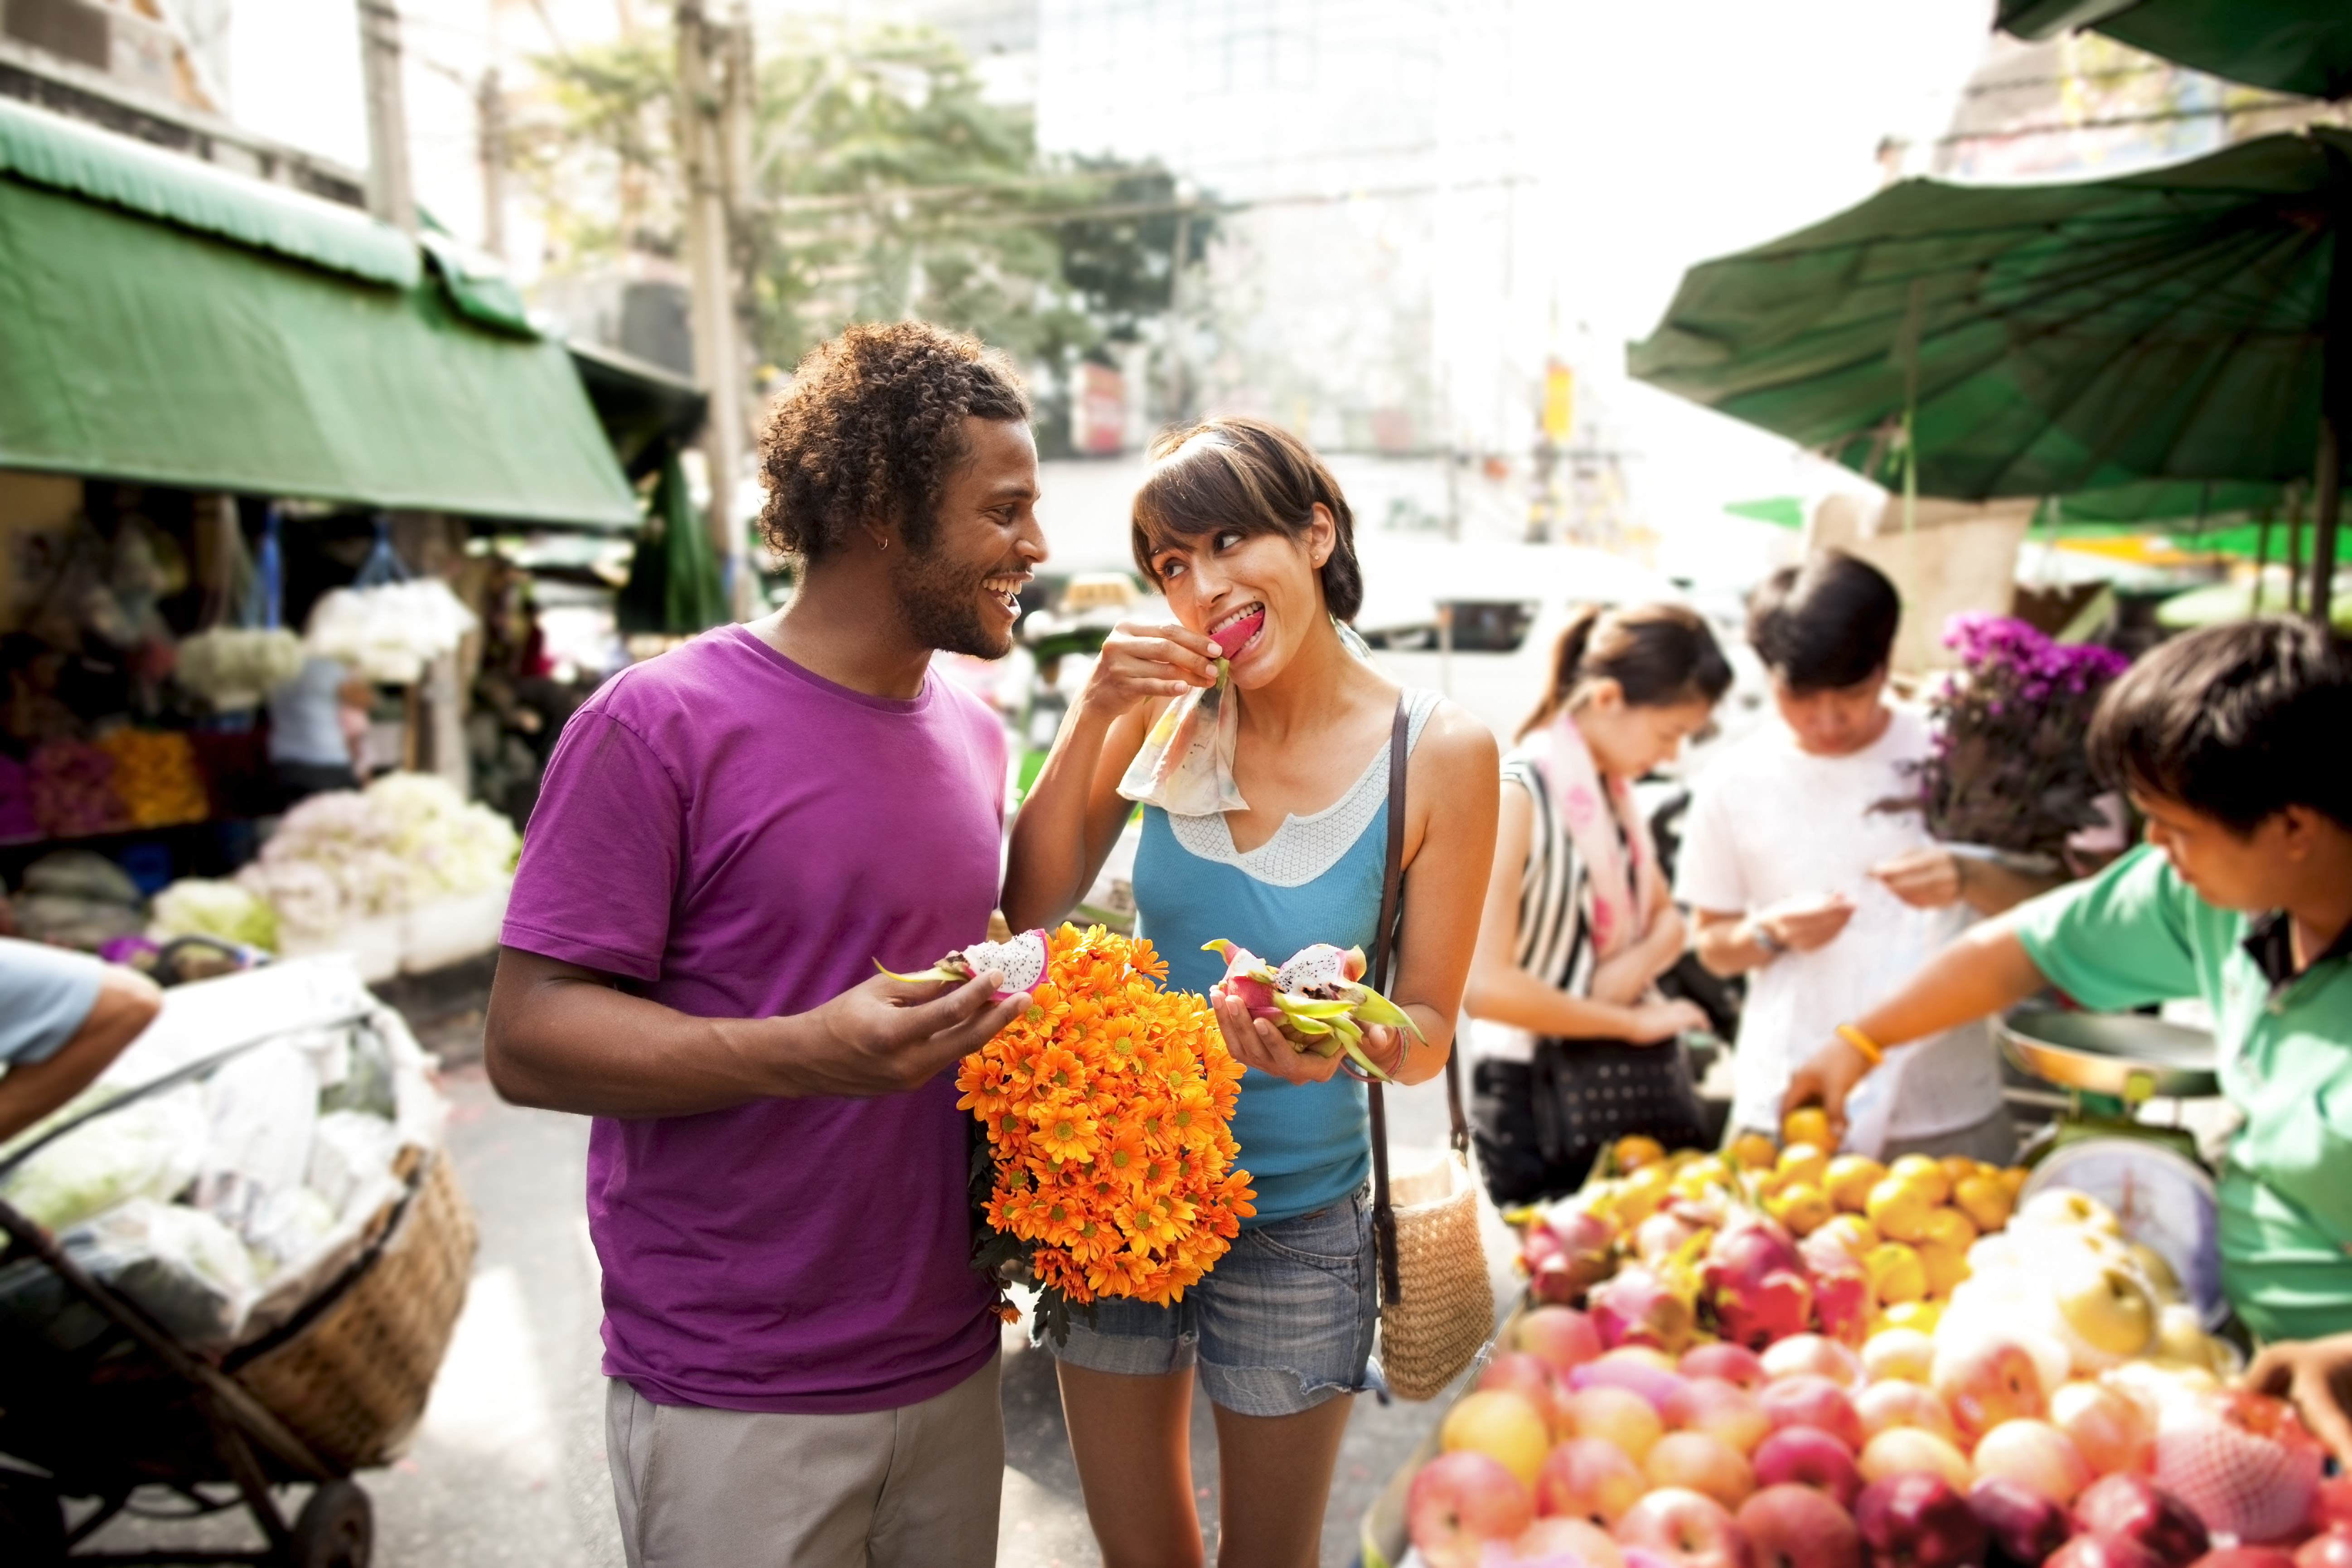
left=954, top=924, right=1255, bottom=1341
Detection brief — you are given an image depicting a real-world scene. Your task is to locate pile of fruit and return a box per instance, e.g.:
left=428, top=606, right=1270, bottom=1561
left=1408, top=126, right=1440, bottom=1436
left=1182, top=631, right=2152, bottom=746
left=1404, top=1128, right=2331, bottom=1568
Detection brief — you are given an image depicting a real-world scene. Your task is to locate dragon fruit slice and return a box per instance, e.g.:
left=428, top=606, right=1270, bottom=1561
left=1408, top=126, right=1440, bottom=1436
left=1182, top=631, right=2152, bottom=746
left=876, top=928, right=1049, bottom=1000
left=1210, top=606, right=1265, bottom=658
left=1201, top=938, right=1423, bottom=1080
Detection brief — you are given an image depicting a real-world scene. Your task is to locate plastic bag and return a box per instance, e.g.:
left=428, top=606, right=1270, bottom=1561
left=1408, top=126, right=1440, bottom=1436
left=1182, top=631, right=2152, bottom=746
left=0, top=1088, right=208, bottom=1232
left=62, top=1198, right=256, bottom=1350
left=1117, top=665, right=1248, bottom=817
left=307, top=1111, right=401, bottom=1215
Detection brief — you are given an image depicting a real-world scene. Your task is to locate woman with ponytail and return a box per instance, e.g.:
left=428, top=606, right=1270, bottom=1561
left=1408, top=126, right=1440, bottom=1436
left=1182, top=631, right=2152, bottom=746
left=1462, top=603, right=1734, bottom=1204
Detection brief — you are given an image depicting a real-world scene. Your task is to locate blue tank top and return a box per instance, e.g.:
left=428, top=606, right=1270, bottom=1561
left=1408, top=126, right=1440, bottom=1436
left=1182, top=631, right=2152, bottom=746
left=1133, top=689, right=1439, bottom=1226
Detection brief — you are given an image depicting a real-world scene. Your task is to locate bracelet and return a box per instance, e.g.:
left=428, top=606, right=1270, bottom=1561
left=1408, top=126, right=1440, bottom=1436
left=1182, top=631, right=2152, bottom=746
left=1749, top=921, right=1786, bottom=957
left=1834, top=1022, right=1885, bottom=1066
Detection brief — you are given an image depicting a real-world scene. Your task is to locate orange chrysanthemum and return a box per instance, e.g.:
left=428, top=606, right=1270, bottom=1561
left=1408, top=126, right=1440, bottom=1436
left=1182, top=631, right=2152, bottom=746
left=957, top=924, right=1253, bottom=1312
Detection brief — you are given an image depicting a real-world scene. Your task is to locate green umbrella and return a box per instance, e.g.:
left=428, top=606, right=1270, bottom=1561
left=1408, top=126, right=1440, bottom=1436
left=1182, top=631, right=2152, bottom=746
left=1628, top=127, right=2352, bottom=620
left=1997, top=0, right=2352, bottom=102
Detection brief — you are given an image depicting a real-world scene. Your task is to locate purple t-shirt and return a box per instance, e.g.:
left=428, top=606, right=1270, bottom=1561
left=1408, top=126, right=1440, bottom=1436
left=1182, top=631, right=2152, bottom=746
left=500, top=624, right=1007, bottom=1414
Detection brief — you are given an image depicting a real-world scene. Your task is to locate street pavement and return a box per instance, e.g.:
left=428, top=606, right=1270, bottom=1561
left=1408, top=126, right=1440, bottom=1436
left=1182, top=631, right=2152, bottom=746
left=79, top=1009, right=1515, bottom=1567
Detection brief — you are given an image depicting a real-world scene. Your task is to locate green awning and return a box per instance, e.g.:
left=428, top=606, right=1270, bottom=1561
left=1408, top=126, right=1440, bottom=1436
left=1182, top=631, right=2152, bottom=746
left=1997, top=0, right=2352, bottom=102
left=1724, top=496, right=1806, bottom=530
left=0, top=98, right=636, bottom=528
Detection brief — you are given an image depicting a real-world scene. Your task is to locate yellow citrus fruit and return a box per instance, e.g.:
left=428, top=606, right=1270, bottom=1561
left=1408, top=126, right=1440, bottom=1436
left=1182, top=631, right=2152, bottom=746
left=1865, top=1241, right=1927, bottom=1305
left=1883, top=1299, right=1943, bottom=1334
left=1816, top=1212, right=1881, bottom=1260
left=1777, top=1141, right=1830, bottom=1188
left=1953, top=1174, right=2013, bottom=1234
left=1616, top=1135, right=1666, bottom=1171
left=1887, top=1154, right=1953, bottom=1208
left=1937, top=1155, right=1980, bottom=1191
left=1731, top=1132, right=1779, bottom=1171
left=1782, top=1106, right=1834, bottom=1151
left=1770, top=1181, right=1836, bottom=1238
left=1825, top=1154, right=1887, bottom=1214
left=1867, top=1176, right=1936, bottom=1244
left=1997, top=1165, right=2030, bottom=1199
left=1916, top=1239, right=1971, bottom=1298
left=1919, top=1206, right=1979, bottom=1254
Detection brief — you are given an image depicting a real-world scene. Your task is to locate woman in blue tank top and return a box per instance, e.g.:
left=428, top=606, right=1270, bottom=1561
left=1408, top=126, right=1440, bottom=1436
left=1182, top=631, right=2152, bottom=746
left=1005, top=417, right=1498, bottom=1568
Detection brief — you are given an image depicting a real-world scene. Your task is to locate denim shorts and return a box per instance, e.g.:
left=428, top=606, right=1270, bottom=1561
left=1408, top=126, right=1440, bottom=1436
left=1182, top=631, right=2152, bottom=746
left=1047, top=1186, right=1379, bottom=1418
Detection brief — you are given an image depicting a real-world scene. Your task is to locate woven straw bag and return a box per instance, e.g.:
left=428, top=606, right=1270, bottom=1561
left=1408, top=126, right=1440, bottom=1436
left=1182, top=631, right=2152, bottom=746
left=1364, top=702, right=1493, bottom=1402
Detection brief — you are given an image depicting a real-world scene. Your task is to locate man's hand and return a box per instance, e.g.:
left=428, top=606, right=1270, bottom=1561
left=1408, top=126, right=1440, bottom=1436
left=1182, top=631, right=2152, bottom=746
left=1872, top=847, right=1964, bottom=910
left=1077, top=619, right=1220, bottom=724
left=2246, top=1333, right=2352, bottom=1468
left=793, top=971, right=1031, bottom=1098
left=1210, top=984, right=1342, bottom=1085
left=1780, top=1035, right=1876, bottom=1146
left=1755, top=892, right=1857, bottom=954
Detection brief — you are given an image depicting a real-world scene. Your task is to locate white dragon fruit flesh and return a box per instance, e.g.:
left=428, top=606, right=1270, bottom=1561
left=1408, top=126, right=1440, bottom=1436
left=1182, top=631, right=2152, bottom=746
left=877, top=928, right=1049, bottom=1000
left=1200, top=938, right=1422, bottom=1081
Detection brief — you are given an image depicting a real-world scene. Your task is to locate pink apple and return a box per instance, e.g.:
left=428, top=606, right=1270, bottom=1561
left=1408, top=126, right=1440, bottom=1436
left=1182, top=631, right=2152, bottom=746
left=1647, top=1430, right=1759, bottom=1511
left=1739, top=1483, right=1863, bottom=1568
left=2051, top=1537, right=2171, bottom=1568
left=1575, top=1353, right=1692, bottom=1413
left=1763, top=1335, right=1865, bottom=1390
left=1613, top=1486, right=1752, bottom=1568
left=1931, top=1337, right=2047, bottom=1447
left=1760, top=1375, right=1866, bottom=1452
left=1481, top=1351, right=1562, bottom=1414
left=1518, top=1306, right=1606, bottom=1375
left=1855, top=1380, right=1959, bottom=1446
left=1752, top=1426, right=1864, bottom=1510
left=1567, top=1385, right=1667, bottom=1463
left=1857, top=1428, right=1975, bottom=1495
left=1861, top=1329, right=1938, bottom=1387
left=2053, top=1380, right=2154, bottom=1476
left=2077, top=1473, right=2210, bottom=1568
left=1972, top=1418, right=2095, bottom=1506
left=1538, top=1436, right=1648, bottom=1527
left=1968, top=1475, right=2073, bottom=1565
left=2192, top=1553, right=2299, bottom=1568
left=1853, top=1474, right=1986, bottom=1568
left=1409, top=1449, right=1536, bottom=1568
left=1625, top=1549, right=1687, bottom=1568
left=1667, top=1378, right=1773, bottom=1456
left=2297, top=1534, right=2352, bottom=1568
left=1685, top=1342, right=1772, bottom=1391
left=1518, top=1516, right=1627, bottom=1568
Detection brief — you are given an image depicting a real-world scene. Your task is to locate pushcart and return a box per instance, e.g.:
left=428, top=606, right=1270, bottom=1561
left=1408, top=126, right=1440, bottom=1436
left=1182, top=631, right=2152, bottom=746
left=0, top=1011, right=476, bottom=1565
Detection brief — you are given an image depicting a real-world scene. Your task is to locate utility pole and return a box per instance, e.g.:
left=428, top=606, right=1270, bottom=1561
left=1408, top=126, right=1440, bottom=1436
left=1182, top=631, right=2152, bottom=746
left=678, top=0, right=753, bottom=619
left=478, top=67, right=508, bottom=264
left=357, top=0, right=416, bottom=232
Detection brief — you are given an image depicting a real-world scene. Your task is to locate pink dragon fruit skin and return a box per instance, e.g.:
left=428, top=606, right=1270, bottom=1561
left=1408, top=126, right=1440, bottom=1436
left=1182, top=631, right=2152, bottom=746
left=1715, top=1268, right=1815, bottom=1352
left=1204, top=940, right=1282, bottom=1017
left=1810, top=1267, right=1872, bottom=1348
left=2154, top=1391, right=2323, bottom=1545
left=1589, top=1264, right=1695, bottom=1354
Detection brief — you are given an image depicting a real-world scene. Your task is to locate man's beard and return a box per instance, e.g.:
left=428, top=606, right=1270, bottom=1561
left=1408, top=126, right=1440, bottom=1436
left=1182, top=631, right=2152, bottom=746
left=891, top=542, right=1013, bottom=659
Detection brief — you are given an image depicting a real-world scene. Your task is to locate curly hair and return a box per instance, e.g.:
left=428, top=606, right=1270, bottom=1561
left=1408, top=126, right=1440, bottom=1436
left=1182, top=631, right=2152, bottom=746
left=757, top=321, right=1031, bottom=562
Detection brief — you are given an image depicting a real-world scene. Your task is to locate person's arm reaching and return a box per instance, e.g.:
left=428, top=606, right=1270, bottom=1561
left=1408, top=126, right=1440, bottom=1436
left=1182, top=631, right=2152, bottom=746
left=1779, top=920, right=2048, bottom=1143
left=0, top=963, right=162, bottom=1142
left=484, top=949, right=1027, bottom=1118
left=2246, top=1335, right=2352, bottom=1471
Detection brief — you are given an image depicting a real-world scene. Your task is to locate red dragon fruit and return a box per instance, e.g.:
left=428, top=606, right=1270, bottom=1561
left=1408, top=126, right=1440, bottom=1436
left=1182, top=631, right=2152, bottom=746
left=1201, top=938, right=1422, bottom=1080
left=2154, top=1391, right=2324, bottom=1545
left=1700, top=1217, right=1816, bottom=1351
left=876, top=928, right=1050, bottom=1000
left=1589, top=1263, right=1696, bottom=1354
left=1810, top=1266, right=1872, bottom=1348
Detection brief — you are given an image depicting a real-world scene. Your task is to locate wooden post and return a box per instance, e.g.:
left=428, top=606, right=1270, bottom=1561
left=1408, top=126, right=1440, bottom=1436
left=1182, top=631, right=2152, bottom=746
left=677, top=1, right=751, bottom=619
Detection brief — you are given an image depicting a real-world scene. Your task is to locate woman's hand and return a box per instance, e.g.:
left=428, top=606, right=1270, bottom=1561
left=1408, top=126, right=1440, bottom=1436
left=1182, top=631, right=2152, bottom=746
left=1077, top=619, right=1220, bottom=725
left=1210, top=984, right=1343, bottom=1084
left=2246, top=1333, right=2352, bottom=1467
left=1780, top=1034, right=1877, bottom=1144
left=1872, top=847, right=1964, bottom=910
left=1624, top=997, right=1708, bottom=1045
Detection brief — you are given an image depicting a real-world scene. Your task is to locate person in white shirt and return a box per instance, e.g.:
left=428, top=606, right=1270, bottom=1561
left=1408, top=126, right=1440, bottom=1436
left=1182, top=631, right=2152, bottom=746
left=1674, top=552, right=2053, bottom=1161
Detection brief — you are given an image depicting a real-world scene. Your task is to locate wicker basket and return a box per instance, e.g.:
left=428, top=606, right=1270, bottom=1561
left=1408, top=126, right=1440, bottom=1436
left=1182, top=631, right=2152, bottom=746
left=234, top=1151, right=478, bottom=1471
left=1374, top=1154, right=1493, bottom=1402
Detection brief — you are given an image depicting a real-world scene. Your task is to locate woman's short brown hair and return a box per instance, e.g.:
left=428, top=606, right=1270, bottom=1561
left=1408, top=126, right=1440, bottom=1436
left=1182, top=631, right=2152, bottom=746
left=1129, top=416, right=1363, bottom=621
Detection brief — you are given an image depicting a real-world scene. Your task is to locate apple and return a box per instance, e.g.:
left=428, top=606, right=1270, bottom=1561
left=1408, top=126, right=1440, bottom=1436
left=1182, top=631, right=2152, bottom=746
left=1752, top=1426, right=1864, bottom=1510
left=2191, top=1553, right=2299, bottom=1568
left=1626, top=1549, right=1689, bottom=1568
left=2076, top=1474, right=2210, bottom=1568
left=1575, top=1353, right=1692, bottom=1413
left=1519, top=1306, right=1606, bottom=1375
left=1858, top=1428, right=1975, bottom=1495
left=2015, top=1188, right=2122, bottom=1236
left=1538, top=1436, right=1648, bottom=1527
left=1481, top=1351, right=1562, bottom=1413
left=2049, top=1538, right=2170, bottom=1568
left=2295, top=1531, right=2352, bottom=1568
left=1863, top=1330, right=1939, bottom=1386
left=2053, top=1381, right=2154, bottom=1476
left=1648, top=1430, right=1759, bottom=1510
left=1669, top=1378, right=1773, bottom=1456
left=1972, top=1419, right=2095, bottom=1507
left=1967, top=1475, right=2073, bottom=1565
left=1568, top=1385, right=1667, bottom=1463
left=1444, top=1390, right=1554, bottom=1487
left=1518, top=1516, right=1628, bottom=1568
left=1762, top=1375, right=1867, bottom=1451
left=1854, top=1474, right=1987, bottom=1568
left=1685, top=1343, right=1772, bottom=1391
left=1740, top=1483, right=1863, bottom=1568
left=1613, top=1487, right=1752, bottom=1568
left=1931, top=1338, right=2047, bottom=1446
left=2053, top=1257, right=2158, bottom=1361
left=1409, top=1449, right=1536, bottom=1568
left=1765, top=1335, right=1866, bottom=1389
left=1856, top=1381, right=1960, bottom=1446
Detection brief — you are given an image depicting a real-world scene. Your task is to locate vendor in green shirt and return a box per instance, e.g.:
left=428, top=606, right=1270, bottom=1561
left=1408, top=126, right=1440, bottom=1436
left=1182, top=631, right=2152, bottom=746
left=1782, top=617, right=2352, bottom=1462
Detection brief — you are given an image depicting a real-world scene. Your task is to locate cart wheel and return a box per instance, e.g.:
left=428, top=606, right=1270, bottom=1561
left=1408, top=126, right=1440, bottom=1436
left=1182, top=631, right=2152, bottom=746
left=289, top=1481, right=372, bottom=1568
left=0, top=1467, right=66, bottom=1563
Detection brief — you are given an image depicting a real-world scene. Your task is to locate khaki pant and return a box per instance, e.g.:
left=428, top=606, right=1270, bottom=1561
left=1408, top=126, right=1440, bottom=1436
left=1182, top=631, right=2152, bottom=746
left=606, top=1352, right=1003, bottom=1568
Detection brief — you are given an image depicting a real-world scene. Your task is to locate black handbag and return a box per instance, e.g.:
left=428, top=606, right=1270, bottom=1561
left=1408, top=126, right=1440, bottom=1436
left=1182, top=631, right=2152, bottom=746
left=1525, top=1032, right=1708, bottom=1190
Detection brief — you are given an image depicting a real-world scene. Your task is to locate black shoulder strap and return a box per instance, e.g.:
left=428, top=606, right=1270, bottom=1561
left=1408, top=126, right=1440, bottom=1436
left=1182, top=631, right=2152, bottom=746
left=1368, top=700, right=1410, bottom=1305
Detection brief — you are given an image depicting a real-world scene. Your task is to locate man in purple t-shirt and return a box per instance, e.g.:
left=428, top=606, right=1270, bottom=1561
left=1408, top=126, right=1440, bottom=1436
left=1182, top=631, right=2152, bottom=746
left=485, top=322, right=1045, bottom=1568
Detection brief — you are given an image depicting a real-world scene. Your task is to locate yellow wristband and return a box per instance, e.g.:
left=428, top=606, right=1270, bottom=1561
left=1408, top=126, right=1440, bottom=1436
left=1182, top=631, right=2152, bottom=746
left=1835, top=1023, right=1885, bottom=1066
